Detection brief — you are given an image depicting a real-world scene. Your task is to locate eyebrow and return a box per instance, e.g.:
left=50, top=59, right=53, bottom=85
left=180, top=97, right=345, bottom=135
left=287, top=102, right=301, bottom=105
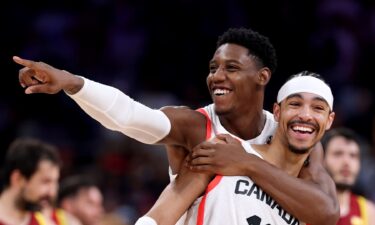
left=286, top=93, right=329, bottom=106
left=209, top=59, right=242, bottom=65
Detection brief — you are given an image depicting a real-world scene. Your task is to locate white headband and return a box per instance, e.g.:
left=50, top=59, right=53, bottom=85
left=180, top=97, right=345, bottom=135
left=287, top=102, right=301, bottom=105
left=277, top=76, right=334, bottom=110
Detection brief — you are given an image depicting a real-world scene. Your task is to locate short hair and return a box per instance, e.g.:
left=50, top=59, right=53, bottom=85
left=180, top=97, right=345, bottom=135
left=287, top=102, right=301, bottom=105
left=286, top=70, right=325, bottom=82
left=216, top=27, right=277, bottom=73
left=57, top=174, right=100, bottom=206
left=1, top=137, right=61, bottom=189
left=321, top=127, right=361, bottom=154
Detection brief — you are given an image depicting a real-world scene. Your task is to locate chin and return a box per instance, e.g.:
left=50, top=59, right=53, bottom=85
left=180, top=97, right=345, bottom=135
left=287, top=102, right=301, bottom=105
left=288, top=144, right=310, bottom=155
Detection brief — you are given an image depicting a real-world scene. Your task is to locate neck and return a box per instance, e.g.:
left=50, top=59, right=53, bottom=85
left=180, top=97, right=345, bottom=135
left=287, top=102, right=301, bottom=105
left=219, top=103, right=265, bottom=140
left=0, top=188, right=29, bottom=224
left=336, top=189, right=352, bottom=217
left=260, top=133, right=310, bottom=177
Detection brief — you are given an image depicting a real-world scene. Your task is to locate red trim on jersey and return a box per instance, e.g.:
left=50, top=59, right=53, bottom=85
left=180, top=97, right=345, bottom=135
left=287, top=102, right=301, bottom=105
left=195, top=107, right=223, bottom=225
left=196, top=108, right=212, bottom=140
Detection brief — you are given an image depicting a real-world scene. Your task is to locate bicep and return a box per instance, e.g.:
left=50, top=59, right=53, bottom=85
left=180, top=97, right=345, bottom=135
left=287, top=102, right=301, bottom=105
left=160, top=106, right=207, bottom=147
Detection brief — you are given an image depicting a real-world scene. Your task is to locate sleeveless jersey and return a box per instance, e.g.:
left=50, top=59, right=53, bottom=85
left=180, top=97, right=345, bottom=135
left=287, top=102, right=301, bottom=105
left=337, top=193, right=369, bottom=225
left=182, top=104, right=304, bottom=225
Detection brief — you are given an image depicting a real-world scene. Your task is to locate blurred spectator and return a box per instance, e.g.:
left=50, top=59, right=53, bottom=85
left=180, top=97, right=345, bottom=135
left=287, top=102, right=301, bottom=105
left=322, top=127, right=375, bottom=224
left=0, top=137, right=61, bottom=225
left=57, top=175, right=105, bottom=225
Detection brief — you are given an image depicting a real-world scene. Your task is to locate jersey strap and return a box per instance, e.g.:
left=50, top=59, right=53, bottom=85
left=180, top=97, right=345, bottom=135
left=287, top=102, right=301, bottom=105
left=195, top=107, right=223, bottom=225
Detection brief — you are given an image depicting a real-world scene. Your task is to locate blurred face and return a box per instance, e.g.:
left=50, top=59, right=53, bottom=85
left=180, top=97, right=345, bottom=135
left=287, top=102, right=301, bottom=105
left=207, top=43, right=268, bottom=115
left=274, top=92, right=335, bottom=154
left=324, top=136, right=360, bottom=191
left=17, top=160, right=59, bottom=211
left=68, top=187, right=104, bottom=225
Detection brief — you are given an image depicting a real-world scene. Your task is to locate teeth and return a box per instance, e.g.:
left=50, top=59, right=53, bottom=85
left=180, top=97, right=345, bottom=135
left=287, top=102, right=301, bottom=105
left=214, top=89, right=230, bottom=95
left=292, top=126, right=313, bottom=133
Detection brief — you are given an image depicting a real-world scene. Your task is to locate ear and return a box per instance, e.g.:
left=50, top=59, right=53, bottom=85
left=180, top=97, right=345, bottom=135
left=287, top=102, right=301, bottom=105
left=273, top=102, right=281, bottom=122
left=325, top=111, right=336, bottom=130
left=10, top=169, right=26, bottom=187
left=258, top=67, right=272, bottom=86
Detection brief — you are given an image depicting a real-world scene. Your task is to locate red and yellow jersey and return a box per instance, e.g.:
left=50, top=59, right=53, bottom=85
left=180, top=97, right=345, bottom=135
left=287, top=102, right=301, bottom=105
left=50, top=209, right=69, bottom=225
left=337, top=193, right=369, bottom=225
left=0, top=212, right=48, bottom=225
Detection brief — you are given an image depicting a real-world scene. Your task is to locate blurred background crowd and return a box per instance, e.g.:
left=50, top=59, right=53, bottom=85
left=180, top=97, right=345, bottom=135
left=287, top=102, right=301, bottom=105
left=1, top=0, right=375, bottom=224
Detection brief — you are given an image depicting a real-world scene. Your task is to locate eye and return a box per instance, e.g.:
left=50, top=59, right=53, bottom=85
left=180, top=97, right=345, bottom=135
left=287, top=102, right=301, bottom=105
left=226, top=65, right=239, bottom=72
left=312, top=103, right=328, bottom=111
left=314, top=105, right=325, bottom=111
left=288, top=101, right=301, bottom=106
left=209, top=64, right=217, bottom=74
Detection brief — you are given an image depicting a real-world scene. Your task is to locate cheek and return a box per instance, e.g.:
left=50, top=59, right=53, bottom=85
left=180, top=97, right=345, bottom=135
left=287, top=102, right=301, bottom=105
left=325, top=158, right=340, bottom=172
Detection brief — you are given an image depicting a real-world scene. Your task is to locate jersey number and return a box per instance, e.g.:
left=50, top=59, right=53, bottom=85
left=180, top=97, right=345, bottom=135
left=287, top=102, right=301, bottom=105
left=247, top=215, right=271, bottom=225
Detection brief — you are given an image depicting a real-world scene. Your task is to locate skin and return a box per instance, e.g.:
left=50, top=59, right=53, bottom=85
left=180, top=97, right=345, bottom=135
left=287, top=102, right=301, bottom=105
left=0, top=160, right=59, bottom=225
left=60, top=186, right=104, bottom=225
left=13, top=43, right=339, bottom=225
left=324, top=136, right=375, bottom=225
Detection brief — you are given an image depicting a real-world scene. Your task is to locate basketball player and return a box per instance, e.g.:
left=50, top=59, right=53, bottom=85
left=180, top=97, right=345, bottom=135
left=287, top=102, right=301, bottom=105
left=14, top=27, right=338, bottom=225
left=136, top=71, right=336, bottom=225
left=322, top=128, right=375, bottom=225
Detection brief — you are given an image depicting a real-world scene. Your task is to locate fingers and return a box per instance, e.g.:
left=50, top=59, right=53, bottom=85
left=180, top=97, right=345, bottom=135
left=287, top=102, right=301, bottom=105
left=215, top=134, right=241, bottom=144
left=24, top=83, right=55, bottom=94
left=13, top=56, right=37, bottom=69
left=18, top=67, right=39, bottom=88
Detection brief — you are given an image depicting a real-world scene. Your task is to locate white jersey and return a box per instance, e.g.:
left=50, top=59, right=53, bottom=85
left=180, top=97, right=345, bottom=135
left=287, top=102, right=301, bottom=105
left=179, top=104, right=303, bottom=225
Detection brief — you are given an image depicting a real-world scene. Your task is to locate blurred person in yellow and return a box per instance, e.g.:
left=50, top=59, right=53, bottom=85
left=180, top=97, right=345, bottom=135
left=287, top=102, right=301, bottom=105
left=322, top=127, right=375, bottom=225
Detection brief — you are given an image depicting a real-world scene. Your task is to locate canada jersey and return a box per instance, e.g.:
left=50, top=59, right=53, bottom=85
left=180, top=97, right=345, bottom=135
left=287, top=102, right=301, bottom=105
left=184, top=104, right=304, bottom=225
left=337, top=193, right=369, bottom=225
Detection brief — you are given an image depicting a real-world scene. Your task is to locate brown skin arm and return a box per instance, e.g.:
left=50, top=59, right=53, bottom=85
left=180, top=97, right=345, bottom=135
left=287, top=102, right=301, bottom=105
left=188, top=134, right=340, bottom=225
left=144, top=152, right=212, bottom=225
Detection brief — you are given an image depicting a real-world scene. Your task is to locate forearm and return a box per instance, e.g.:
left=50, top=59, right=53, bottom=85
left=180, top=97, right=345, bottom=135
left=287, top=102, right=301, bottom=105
left=244, top=154, right=338, bottom=225
left=144, top=169, right=210, bottom=225
left=67, top=77, right=171, bottom=144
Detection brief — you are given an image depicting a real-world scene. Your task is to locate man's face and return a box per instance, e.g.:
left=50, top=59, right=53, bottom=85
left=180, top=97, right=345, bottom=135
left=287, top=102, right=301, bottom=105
left=68, top=186, right=104, bottom=225
left=17, top=160, right=59, bottom=211
left=274, top=92, right=335, bottom=154
left=324, top=136, right=360, bottom=190
left=207, top=43, right=265, bottom=115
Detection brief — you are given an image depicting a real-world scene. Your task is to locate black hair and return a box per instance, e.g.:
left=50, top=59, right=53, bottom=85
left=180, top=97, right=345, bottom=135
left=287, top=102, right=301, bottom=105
left=216, top=27, right=277, bottom=73
left=286, top=70, right=325, bottom=82
left=57, top=174, right=100, bottom=206
left=1, top=137, right=61, bottom=189
left=321, top=127, right=361, bottom=154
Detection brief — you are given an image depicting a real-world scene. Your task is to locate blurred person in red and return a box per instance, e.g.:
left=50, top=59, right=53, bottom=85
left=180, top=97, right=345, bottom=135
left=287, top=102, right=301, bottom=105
left=0, top=137, right=61, bottom=225
left=322, top=127, right=375, bottom=225
left=57, top=175, right=104, bottom=225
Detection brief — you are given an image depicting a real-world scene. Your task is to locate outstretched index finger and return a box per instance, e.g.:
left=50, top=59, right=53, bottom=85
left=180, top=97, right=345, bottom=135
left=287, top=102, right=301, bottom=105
left=13, top=56, right=38, bottom=69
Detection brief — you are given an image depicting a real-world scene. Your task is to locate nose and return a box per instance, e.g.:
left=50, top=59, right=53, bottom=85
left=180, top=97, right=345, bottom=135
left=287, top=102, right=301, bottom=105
left=298, top=105, right=314, bottom=121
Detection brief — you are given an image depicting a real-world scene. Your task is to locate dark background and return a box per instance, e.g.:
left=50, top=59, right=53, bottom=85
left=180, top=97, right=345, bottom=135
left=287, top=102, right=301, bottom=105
left=1, top=0, right=375, bottom=223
